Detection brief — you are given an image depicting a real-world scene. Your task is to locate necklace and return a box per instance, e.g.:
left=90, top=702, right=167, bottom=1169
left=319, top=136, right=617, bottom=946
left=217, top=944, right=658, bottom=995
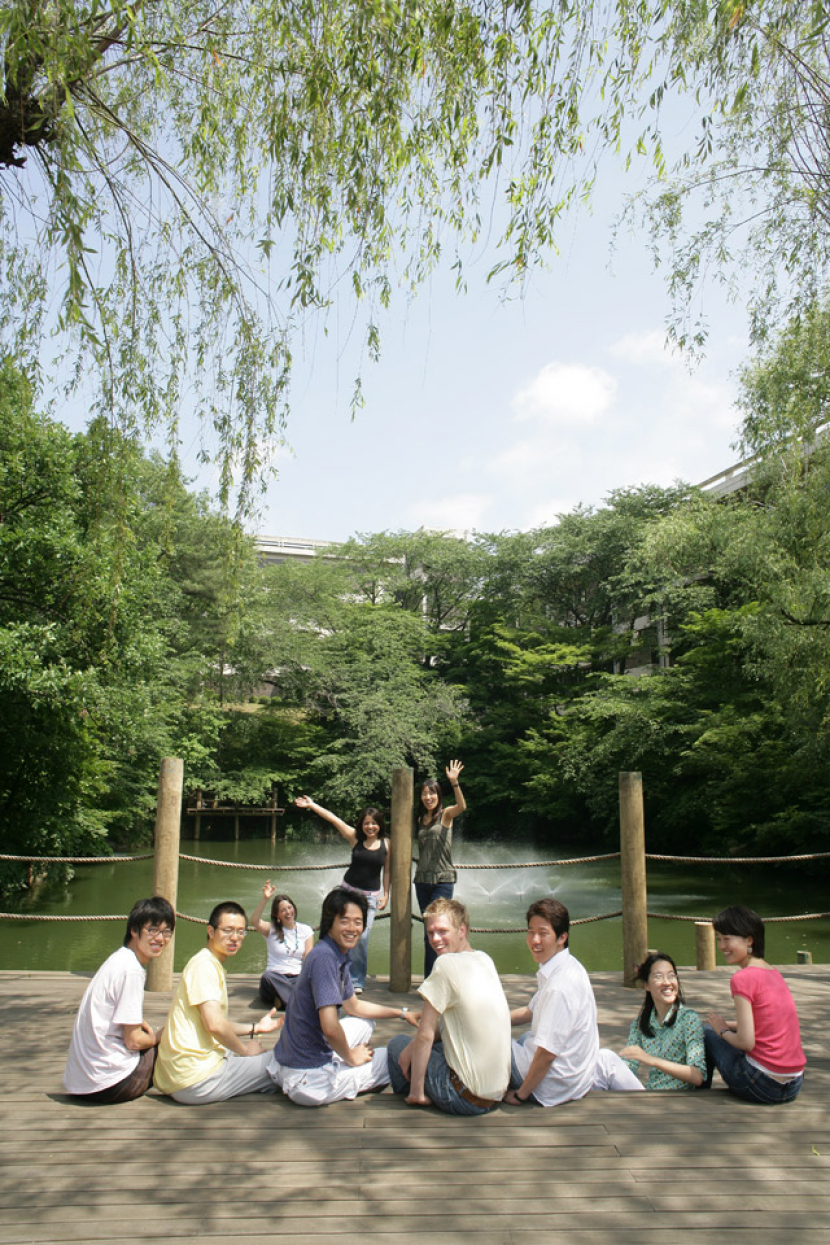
left=282, top=926, right=299, bottom=954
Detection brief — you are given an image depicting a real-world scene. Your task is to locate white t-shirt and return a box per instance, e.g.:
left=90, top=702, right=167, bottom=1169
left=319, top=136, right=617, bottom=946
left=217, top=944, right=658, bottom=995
left=63, top=946, right=145, bottom=1094
left=420, top=949, right=511, bottom=1100
left=511, top=946, right=600, bottom=1106
left=265, top=922, right=313, bottom=974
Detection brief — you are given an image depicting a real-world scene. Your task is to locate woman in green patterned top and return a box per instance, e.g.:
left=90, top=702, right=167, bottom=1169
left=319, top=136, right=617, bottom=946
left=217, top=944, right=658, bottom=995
left=620, top=952, right=707, bottom=1090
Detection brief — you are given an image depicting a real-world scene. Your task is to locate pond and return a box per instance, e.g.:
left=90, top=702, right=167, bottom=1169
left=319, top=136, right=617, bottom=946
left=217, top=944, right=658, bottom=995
left=2, top=836, right=828, bottom=977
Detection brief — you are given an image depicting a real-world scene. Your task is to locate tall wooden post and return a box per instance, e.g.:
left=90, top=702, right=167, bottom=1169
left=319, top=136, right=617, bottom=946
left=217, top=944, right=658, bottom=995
left=695, top=920, right=716, bottom=970
left=270, top=787, right=277, bottom=844
left=389, top=766, right=413, bottom=994
left=146, top=757, right=183, bottom=993
left=619, top=771, right=648, bottom=988
left=193, top=788, right=202, bottom=842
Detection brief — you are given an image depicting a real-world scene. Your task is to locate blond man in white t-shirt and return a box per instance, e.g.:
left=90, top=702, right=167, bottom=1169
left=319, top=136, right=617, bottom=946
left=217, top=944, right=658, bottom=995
left=387, top=898, right=511, bottom=1115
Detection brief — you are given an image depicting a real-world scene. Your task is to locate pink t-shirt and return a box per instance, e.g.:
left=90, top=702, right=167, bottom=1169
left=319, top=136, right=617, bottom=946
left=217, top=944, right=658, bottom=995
left=730, top=966, right=806, bottom=1076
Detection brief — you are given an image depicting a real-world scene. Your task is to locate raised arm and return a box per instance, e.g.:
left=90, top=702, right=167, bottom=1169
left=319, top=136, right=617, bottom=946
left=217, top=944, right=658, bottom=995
left=250, top=879, right=276, bottom=937
left=294, top=795, right=357, bottom=847
left=441, top=759, right=466, bottom=826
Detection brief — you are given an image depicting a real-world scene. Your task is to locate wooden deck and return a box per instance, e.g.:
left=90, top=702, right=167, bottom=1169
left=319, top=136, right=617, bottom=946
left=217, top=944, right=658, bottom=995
left=2, top=965, right=828, bottom=1244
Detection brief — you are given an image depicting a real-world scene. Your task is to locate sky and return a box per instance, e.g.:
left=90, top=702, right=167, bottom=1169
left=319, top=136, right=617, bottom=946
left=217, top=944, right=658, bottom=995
left=229, top=149, right=751, bottom=544
left=54, top=142, right=752, bottom=545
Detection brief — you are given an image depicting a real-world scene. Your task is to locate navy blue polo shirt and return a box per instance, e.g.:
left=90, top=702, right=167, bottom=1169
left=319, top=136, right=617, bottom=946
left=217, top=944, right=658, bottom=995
left=274, top=935, right=354, bottom=1069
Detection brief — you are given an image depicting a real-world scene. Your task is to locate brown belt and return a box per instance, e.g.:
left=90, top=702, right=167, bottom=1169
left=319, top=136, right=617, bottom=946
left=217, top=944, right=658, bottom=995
left=448, top=1068, right=497, bottom=1109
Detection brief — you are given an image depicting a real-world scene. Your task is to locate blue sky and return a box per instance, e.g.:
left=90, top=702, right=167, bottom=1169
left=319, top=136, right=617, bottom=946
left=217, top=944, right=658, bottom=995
left=51, top=136, right=751, bottom=543
left=242, top=181, right=748, bottom=543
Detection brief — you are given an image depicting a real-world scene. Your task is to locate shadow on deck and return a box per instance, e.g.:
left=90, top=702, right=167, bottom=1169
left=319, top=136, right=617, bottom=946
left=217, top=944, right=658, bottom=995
left=1, top=966, right=828, bottom=1244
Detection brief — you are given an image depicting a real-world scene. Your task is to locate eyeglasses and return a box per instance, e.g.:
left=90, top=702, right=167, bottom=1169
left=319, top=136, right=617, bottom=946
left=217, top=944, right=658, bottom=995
left=145, top=926, right=173, bottom=941
left=650, top=972, right=678, bottom=984
left=217, top=927, right=247, bottom=940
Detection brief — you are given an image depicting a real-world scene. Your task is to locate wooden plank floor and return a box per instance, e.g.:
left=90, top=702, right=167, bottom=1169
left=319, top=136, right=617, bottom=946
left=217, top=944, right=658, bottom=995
left=1, top=965, right=828, bottom=1244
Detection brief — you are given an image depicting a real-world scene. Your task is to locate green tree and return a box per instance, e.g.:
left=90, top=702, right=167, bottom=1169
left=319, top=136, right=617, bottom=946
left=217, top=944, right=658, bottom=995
left=5, top=1, right=827, bottom=505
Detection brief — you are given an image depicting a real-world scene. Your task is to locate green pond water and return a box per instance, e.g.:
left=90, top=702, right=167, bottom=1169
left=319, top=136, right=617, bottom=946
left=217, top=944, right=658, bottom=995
left=2, top=837, right=828, bottom=976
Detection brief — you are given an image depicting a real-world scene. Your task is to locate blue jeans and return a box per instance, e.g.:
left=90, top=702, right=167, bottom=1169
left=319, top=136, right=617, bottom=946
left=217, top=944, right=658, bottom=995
left=347, top=891, right=377, bottom=988
left=508, top=1033, right=542, bottom=1105
left=415, top=881, right=454, bottom=977
left=387, top=1034, right=497, bottom=1116
left=703, top=1025, right=803, bottom=1104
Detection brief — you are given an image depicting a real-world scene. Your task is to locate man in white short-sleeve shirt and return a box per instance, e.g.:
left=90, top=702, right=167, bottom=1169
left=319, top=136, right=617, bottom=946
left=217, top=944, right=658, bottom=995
left=387, top=898, right=511, bottom=1115
left=63, top=897, right=175, bottom=1103
left=504, top=897, right=643, bottom=1107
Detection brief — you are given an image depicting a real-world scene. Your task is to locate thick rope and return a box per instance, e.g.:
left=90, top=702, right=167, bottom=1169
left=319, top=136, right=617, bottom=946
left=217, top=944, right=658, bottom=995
left=646, top=852, right=830, bottom=863
left=0, top=853, right=154, bottom=864
left=179, top=853, right=349, bottom=870
left=7, top=847, right=828, bottom=869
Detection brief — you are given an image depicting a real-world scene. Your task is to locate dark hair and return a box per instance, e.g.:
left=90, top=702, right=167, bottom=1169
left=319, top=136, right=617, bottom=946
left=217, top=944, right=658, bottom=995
left=124, top=897, right=175, bottom=946
left=634, top=951, right=684, bottom=1038
left=270, top=893, right=299, bottom=943
left=355, top=806, right=388, bottom=846
left=712, top=905, right=765, bottom=959
left=418, top=778, right=443, bottom=827
left=207, top=901, right=248, bottom=931
left=319, top=887, right=368, bottom=941
left=526, top=897, right=570, bottom=946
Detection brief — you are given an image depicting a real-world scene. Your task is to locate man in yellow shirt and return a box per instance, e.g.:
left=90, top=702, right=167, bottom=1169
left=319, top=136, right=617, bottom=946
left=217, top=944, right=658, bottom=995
left=154, top=902, right=281, bottom=1104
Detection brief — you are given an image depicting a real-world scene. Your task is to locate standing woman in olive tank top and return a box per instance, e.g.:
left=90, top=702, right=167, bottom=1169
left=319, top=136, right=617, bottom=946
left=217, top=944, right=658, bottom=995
left=293, top=796, right=389, bottom=992
left=413, top=759, right=466, bottom=977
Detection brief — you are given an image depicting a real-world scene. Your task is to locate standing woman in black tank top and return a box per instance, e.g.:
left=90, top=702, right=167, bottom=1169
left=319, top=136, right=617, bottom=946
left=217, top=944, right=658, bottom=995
left=293, top=796, right=390, bottom=992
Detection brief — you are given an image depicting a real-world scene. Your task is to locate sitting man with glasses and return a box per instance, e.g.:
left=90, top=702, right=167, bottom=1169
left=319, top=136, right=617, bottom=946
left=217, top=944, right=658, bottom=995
left=64, top=897, right=176, bottom=1103
left=154, top=901, right=281, bottom=1104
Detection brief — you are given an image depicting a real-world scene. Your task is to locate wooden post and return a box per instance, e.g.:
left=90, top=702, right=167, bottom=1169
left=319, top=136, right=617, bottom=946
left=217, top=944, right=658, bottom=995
left=389, top=766, right=413, bottom=994
left=233, top=810, right=240, bottom=842
left=193, top=788, right=202, bottom=842
left=619, top=771, right=647, bottom=988
left=270, top=787, right=277, bottom=844
left=146, top=757, right=183, bottom=993
left=695, top=920, right=716, bottom=970
left=797, top=949, right=813, bottom=965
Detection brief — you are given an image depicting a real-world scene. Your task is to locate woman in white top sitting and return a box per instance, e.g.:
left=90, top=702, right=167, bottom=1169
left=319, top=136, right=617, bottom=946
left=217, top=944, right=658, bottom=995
left=251, top=881, right=314, bottom=1008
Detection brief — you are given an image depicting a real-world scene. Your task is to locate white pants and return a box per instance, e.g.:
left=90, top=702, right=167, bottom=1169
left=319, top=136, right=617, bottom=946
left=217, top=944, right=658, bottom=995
left=271, top=1018, right=389, bottom=1107
left=592, top=1047, right=645, bottom=1092
left=170, top=1051, right=276, bottom=1104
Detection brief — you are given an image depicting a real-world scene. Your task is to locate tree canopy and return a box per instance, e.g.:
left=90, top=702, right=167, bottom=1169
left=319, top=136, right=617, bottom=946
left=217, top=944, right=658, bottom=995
left=2, top=1, right=828, bottom=506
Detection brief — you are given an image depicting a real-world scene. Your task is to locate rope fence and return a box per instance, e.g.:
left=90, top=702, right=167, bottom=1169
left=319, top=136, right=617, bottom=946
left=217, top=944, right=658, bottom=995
left=3, top=846, right=829, bottom=936
left=7, top=848, right=830, bottom=868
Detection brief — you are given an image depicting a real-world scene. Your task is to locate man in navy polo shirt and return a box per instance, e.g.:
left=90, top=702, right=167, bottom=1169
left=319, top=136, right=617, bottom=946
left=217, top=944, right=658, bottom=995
left=268, top=887, right=417, bottom=1106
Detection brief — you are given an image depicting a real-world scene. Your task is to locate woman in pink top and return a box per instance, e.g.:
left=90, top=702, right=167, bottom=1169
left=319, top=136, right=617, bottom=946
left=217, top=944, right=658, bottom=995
left=704, top=905, right=806, bottom=1104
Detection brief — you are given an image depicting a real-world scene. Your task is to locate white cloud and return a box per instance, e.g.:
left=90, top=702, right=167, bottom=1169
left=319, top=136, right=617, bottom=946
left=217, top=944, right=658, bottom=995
left=406, top=492, right=492, bottom=533
left=609, top=328, right=678, bottom=367
left=512, top=361, right=617, bottom=426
